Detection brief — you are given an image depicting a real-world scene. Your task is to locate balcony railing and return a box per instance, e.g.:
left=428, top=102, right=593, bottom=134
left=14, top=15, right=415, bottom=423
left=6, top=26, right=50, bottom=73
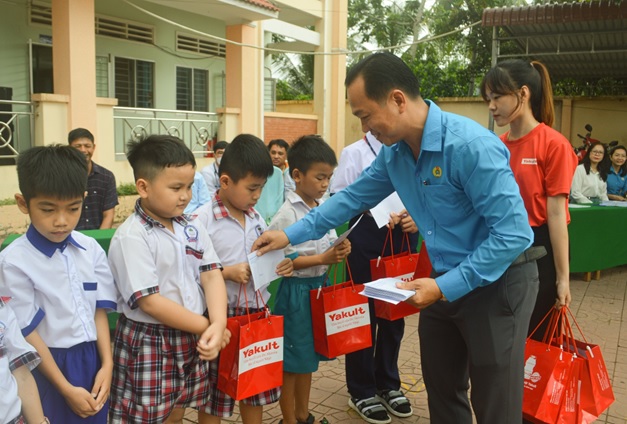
left=113, top=107, right=219, bottom=158
left=0, top=100, right=34, bottom=165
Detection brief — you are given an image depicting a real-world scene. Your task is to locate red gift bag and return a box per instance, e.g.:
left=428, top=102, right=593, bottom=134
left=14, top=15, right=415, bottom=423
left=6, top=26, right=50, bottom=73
left=561, top=307, right=615, bottom=419
left=370, top=232, right=429, bottom=321
left=555, top=313, right=583, bottom=424
left=523, top=308, right=575, bottom=424
left=217, top=291, right=284, bottom=400
left=310, top=264, right=372, bottom=358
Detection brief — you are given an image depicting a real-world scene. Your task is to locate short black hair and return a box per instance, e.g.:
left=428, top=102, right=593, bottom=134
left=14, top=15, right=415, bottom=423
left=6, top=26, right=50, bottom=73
left=214, top=140, right=229, bottom=152
left=126, top=135, right=196, bottom=181
left=288, top=134, right=337, bottom=176
left=17, top=144, right=88, bottom=205
left=219, top=134, right=273, bottom=183
left=268, top=139, right=289, bottom=151
left=68, top=127, right=94, bottom=144
left=345, top=52, right=421, bottom=103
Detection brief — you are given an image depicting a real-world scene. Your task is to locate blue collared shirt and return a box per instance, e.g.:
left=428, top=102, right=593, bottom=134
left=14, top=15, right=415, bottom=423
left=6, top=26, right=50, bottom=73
left=607, top=167, right=627, bottom=197
left=185, top=172, right=212, bottom=214
left=285, top=101, right=532, bottom=301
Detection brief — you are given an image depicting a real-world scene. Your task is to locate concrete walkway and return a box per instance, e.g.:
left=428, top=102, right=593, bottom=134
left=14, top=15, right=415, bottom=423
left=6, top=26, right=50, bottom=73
left=184, top=265, right=627, bottom=423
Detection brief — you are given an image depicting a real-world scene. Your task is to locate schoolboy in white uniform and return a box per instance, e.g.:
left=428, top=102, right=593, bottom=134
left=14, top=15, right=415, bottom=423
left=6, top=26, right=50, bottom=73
left=269, top=135, right=351, bottom=424
left=195, top=134, right=293, bottom=424
left=0, top=298, right=46, bottom=424
left=0, top=145, right=117, bottom=424
left=107, top=135, right=228, bottom=424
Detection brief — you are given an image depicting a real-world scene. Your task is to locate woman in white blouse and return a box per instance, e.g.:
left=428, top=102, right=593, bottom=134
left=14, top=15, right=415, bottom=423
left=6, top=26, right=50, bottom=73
left=570, top=142, right=609, bottom=204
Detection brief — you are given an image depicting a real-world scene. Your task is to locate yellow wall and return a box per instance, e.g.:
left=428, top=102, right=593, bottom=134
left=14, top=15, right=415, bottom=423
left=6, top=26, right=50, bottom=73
left=277, top=96, right=627, bottom=154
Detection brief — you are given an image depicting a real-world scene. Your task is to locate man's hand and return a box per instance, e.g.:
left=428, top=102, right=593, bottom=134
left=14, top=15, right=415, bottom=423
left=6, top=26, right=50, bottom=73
left=396, top=278, right=443, bottom=309
left=251, top=230, right=290, bottom=255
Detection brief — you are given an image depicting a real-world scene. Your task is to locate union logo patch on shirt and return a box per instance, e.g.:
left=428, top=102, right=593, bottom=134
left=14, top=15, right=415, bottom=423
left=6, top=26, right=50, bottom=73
left=521, top=158, right=538, bottom=165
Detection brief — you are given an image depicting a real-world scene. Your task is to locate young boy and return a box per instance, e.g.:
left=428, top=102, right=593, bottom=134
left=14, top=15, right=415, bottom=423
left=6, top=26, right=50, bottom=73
left=195, top=134, right=293, bottom=424
left=0, top=145, right=117, bottom=423
left=269, top=134, right=351, bottom=424
left=0, top=298, right=47, bottom=424
left=107, top=135, right=229, bottom=423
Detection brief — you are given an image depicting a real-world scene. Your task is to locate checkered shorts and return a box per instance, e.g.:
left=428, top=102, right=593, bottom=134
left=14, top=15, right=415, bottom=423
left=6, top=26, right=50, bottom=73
left=109, top=314, right=218, bottom=423
left=202, top=307, right=281, bottom=417
left=7, top=415, right=25, bottom=424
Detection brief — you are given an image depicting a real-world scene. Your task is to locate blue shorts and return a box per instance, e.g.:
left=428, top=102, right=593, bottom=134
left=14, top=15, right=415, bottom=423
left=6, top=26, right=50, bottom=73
left=32, top=341, right=108, bottom=424
left=273, top=275, right=327, bottom=373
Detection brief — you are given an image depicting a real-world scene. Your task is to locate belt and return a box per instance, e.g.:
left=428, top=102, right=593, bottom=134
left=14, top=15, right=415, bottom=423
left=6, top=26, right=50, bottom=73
left=511, top=246, right=547, bottom=266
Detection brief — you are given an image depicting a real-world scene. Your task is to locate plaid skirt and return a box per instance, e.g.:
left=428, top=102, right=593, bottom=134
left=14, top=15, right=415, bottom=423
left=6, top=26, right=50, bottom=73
left=109, top=314, right=217, bottom=423
left=7, top=415, right=25, bottom=424
left=203, top=306, right=281, bottom=417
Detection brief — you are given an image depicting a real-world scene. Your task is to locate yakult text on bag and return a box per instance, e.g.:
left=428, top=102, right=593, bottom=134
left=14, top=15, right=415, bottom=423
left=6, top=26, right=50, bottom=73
left=325, top=303, right=370, bottom=336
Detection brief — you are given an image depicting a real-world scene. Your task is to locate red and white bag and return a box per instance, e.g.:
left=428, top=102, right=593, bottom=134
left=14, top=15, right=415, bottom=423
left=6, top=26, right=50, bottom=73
left=310, top=263, right=372, bottom=358
left=370, top=233, right=430, bottom=320
left=217, top=291, right=283, bottom=400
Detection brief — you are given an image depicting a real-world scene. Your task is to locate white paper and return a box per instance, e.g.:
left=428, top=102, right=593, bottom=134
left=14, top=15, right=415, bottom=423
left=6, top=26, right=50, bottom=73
left=247, top=249, right=284, bottom=291
left=328, top=214, right=364, bottom=250
left=359, top=277, right=416, bottom=304
left=599, top=200, right=627, bottom=207
left=370, top=192, right=407, bottom=228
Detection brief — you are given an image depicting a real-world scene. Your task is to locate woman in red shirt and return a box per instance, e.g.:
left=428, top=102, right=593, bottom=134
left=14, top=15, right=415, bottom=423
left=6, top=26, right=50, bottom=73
left=480, top=60, right=578, bottom=340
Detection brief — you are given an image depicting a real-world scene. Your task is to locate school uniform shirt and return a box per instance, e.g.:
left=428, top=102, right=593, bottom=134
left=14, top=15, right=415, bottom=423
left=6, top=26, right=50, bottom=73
left=184, top=172, right=212, bottom=214
left=0, top=298, right=41, bottom=424
left=283, top=167, right=296, bottom=195
left=0, top=227, right=117, bottom=349
left=269, top=191, right=337, bottom=278
left=108, top=200, right=221, bottom=324
left=195, top=194, right=271, bottom=309
left=200, top=162, right=220, bottom=199
left=284, top=100, right=533, bottom=302
left=570, top=164, right=609, bottom=204
left=330, top=131, right=382, bottom=194
left=607, top=167, right=627, bottom=197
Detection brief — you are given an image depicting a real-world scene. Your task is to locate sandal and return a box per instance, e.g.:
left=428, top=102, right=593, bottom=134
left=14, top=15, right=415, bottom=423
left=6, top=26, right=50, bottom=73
left=348, top=397, right=391, bottom=424
left=376, top=389, right=413, bottom=418
left=278, top=413, right=317, bottom=424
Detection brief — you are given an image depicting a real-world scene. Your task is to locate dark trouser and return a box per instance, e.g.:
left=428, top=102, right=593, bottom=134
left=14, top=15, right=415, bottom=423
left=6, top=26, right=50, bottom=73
left=527, top=224, right=557, bottom=340
left=344, top=214, right=418, bottom=400
left=419, top=261, right=539, bottom=424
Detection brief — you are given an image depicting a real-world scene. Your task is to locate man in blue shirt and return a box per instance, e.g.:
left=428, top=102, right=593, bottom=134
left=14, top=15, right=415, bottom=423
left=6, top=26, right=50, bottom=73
left=253, top=52, right=542, bottom=423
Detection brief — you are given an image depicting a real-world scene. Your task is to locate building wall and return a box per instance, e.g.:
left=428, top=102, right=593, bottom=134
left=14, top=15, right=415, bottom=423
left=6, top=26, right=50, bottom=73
left=263, top=112, right=318, bottom=144
left=278, top=97, right=627, bottom=153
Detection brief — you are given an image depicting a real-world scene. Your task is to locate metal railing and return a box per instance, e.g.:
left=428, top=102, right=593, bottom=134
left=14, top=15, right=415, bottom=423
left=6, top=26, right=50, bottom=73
left=0, top=100, right=35, bottom=164
left=113, top=107, right=219, bottom=158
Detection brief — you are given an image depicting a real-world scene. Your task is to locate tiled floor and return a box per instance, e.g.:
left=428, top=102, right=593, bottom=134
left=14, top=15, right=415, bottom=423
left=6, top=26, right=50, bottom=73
left=184, top=265, right=627, bottom=423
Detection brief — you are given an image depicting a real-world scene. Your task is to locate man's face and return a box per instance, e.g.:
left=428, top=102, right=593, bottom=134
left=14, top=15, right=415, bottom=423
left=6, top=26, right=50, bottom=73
left=269, top=145, right=287, bottom=168
left=347, top=76, right=402, bottom=147
left=70, top=137, right=96, bottom=165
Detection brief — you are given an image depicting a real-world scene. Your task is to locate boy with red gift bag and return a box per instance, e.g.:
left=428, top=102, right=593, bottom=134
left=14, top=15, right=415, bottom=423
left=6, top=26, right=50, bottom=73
left=269, top=135, right=351, bottom=424
left=196, top=134, right=293, bottom=424
left=107, top=136, right=229, bottom=423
